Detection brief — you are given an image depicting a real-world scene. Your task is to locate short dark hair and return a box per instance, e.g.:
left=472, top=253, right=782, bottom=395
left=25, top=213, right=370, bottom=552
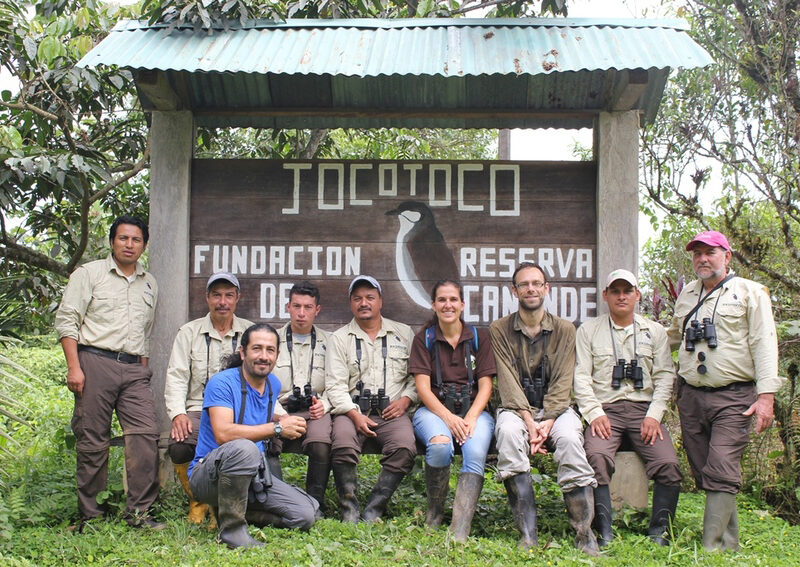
left=109, top=215, right=149, bottom=244
left=223, top=323, right=279, bottom=369
left=511, top=262, right=548, bottom=286
left=289, top=281, right=320, bottom=304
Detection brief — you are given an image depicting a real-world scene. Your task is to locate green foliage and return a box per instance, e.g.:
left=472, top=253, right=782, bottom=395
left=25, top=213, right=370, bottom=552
left=641, top=0, right=800, bottom=317
left=328, top=128, right=498, bottom=161
left=0, top=0, right=152, bottom=333
left=142, top=0, right=569, bottom=28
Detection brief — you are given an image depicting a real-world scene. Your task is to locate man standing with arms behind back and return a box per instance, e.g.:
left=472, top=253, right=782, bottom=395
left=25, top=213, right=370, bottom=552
left=668, top=230, right=781, bottom=551
left=55, top=215, right=163, bottom=530
left=164, top=271, right=252, bottom=525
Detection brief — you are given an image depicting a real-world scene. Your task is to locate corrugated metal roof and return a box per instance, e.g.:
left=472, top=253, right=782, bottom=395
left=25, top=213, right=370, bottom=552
left=78, top=18, right=713, bottom=129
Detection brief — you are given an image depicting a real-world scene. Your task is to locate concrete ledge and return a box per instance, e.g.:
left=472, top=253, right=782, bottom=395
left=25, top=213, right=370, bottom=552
left=609, top=450, right=649, bottom=510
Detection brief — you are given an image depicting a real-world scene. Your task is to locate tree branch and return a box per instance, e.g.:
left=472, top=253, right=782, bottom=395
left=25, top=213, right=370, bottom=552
left=299, top=129, right=328, bottom=159
left=0, top=99, right=58, bottom=122
left=0, top=241, right=69, bottom=278
left=89, top=143, right=151, bottom=203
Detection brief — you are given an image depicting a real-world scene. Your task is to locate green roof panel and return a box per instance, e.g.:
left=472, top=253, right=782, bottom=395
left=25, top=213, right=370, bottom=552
left=78, top=17, right=713, bottom=129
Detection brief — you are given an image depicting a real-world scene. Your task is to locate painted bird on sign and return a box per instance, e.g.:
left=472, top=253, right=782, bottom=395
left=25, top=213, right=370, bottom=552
left=385, top=201, right=459, bottom=309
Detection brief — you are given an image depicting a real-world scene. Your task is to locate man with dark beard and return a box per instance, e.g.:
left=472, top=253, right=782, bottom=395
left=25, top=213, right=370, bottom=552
left=189, top=324, right=318, bottom=549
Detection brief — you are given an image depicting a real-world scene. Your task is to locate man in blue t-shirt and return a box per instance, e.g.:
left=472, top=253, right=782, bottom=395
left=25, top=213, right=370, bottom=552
left=189, top=323, right=318, bottom=549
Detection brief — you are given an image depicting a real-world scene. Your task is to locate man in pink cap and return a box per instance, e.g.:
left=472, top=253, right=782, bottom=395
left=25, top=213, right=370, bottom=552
left=667, top=230, right=780, bottom=551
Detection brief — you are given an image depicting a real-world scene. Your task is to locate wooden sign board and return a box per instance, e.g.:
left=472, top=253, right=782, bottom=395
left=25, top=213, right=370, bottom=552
left=190, top=159, right=597, bottom=330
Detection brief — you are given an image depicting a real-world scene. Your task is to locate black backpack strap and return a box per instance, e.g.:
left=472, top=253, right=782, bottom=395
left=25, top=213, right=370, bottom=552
left=237, top=367, right=247, bottom=424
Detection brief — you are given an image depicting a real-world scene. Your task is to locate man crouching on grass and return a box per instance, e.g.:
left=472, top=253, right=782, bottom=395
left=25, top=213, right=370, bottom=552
left=188, top=323, right=318, bottom=548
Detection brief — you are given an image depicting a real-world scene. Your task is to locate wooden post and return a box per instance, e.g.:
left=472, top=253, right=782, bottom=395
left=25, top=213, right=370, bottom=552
left=147, top=111, right=194, bottom=483
left=593, top=111, right=639, bottom=312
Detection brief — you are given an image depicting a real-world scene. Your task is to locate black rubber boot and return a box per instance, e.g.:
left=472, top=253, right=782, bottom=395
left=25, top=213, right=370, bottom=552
left=593, top=484, right=613, bottom=547
left=362, top=469, right=406, bottom=522
left=425, top=464, right=451, bottom=528
left=245, top=508, right=283, bottom=528
left=217, top=474, right=264, bottom=549
left=564, top=486, right=600, bottom=556
left=305, top=443, right=332, bottom=518
left=267, top=454, right=283, bottom=481
left=648, top=483, right=680, bottom=546
left=504, top=473, right=538, bottom=549
left=332, top=462, right=360, bottom=524
left=450, top=472, right=484, bottom=542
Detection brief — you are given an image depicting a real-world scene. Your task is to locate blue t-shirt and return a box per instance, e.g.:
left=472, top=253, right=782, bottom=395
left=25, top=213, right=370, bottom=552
left=189, top=366, right=280, bottom=476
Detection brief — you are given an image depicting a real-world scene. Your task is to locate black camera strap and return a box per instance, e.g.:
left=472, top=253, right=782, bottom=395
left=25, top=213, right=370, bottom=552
left=236, top=366, right=274, bottom=425
left=608, top=315, right=638, bottom=362
left=204, top=331, right=240, bottom=386
left=286, top=325, right=317, bottom=387
left=680, top=274, right=735, bottom=338
left=354, top=334, right=388, bottom=393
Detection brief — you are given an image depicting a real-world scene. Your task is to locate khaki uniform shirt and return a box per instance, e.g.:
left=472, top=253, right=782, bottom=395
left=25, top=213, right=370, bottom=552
left=489, top=311, right=575, bottom=421
left=574, top=313, right=675, bottom=424
left=325, top=317, right=416, bottom=415
left=163, top=314, right=253, bottom=421
left=273, top=324, right=331, bottom=413
left=55, top=255, right=157, bottom=357
left=667, top=274, right=781, bottom=394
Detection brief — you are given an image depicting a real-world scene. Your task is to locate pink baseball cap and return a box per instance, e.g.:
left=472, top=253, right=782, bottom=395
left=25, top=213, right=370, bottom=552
left=686, top=230, right=731, bottom=252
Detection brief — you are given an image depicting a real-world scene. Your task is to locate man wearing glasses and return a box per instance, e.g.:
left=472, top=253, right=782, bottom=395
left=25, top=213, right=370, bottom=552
left=490, top=262, right=599, bottom=555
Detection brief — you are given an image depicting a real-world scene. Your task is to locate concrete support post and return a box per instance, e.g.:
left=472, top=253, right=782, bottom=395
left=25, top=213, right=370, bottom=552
left=147, top=111, right=194, bottom=483
left=594, top=111, right=639, bottom=313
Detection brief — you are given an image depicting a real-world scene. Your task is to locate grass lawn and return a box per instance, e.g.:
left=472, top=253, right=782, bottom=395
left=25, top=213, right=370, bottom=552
left=1, top=342, right=799, bottom=566
left=2, top=456, right=800, bottom=567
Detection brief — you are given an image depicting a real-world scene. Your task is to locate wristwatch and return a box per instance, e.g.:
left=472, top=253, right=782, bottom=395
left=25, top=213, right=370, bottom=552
left=273, top=422, right=283, bottom=438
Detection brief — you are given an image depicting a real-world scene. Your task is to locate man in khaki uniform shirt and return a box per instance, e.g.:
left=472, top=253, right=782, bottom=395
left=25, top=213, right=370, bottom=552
left=271, top=281, right=332, bottom=514
left=574, top=269, right=681, bottom=547
left=54, top=215, right=162, bottom=530
left=667, top=231, right=780, bottom=551
left=326, top=276, right=417, bottom=523
left=164, top=271, right=252, bottom=525
left=490, top=262, right=598, bottom=554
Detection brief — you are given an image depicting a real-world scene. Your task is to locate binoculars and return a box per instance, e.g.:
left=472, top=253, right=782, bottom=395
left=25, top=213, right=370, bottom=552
left=439, top=384, right=471, bottom=418
left=685, top=317, right=718, bottom=351
left=249, top=455, right=273, bottom=504
left=353, top=381, right=390, bottom=414
left=522, top=371, right=545, bottom=408
left=611, top=358, right=644, bottom=390
left=286, top=383, right=314, bottom=413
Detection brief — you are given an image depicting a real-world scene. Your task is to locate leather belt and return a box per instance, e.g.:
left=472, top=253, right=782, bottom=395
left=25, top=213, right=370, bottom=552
left=681, top=378, right=754, bottom=393
left=78, top=345, right=141, bottom=364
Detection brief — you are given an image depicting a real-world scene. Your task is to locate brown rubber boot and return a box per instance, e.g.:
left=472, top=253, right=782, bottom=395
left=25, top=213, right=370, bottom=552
left=563, top=486, right=600, bottom=556
left=425, top=464, right=451, bottom=528
left=504, top=473, right=538, bottom=549
left=450, top=472, right=484, bottom=542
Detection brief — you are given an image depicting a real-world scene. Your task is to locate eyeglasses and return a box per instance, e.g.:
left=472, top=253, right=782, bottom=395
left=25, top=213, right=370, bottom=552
left=514, top=281, right=547, bottom=290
